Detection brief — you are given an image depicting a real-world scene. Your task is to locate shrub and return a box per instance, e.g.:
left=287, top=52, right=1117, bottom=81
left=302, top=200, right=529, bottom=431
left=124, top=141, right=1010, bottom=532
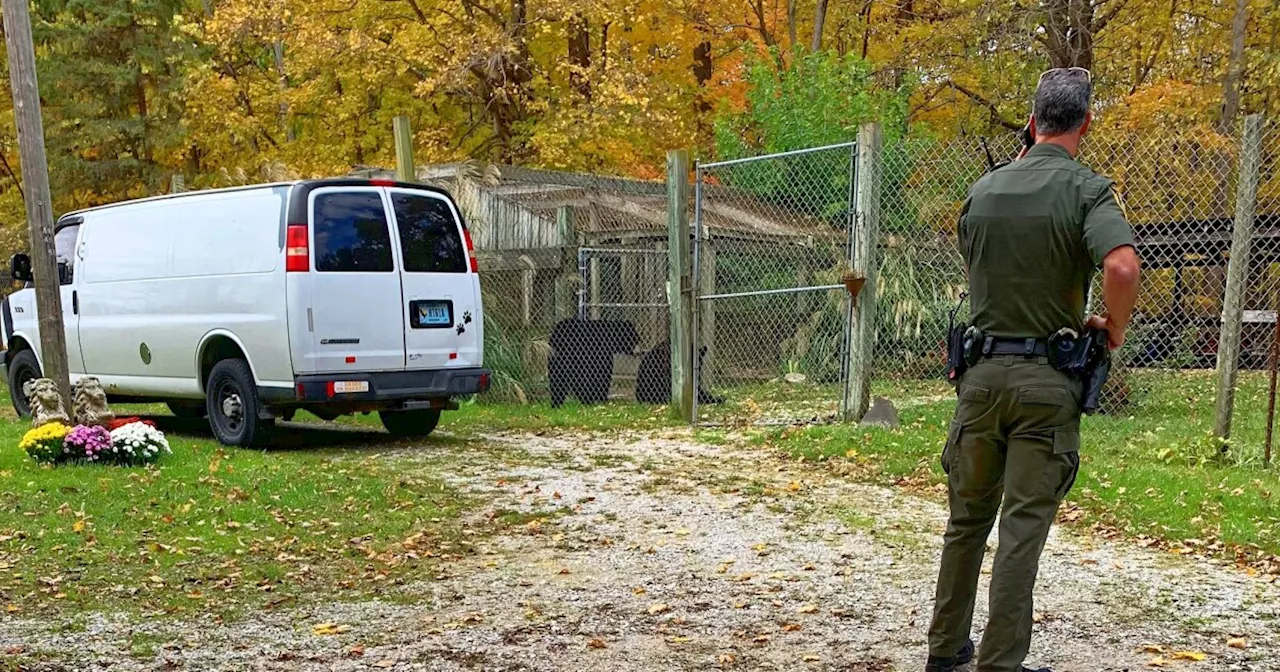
left=20, top=422, right=72, bottom=464
left=108, top=421, right=171, bottom=466
left=64, top=425, right=112, bottom=463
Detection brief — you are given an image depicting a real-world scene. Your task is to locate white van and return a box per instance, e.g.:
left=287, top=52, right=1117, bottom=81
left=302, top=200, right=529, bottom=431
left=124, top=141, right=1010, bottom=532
left=1, top=179, right=490, bottom=446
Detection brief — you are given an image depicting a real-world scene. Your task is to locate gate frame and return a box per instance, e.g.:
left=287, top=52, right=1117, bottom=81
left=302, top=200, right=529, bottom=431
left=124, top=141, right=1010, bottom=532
left=692, top=141, right=861, bottom=424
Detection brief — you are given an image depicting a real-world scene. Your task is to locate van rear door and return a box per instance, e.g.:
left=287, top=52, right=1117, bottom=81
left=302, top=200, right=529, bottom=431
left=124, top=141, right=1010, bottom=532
left=386, top=188, right=483, bottom=370
left=304, top=187, right=406, bottom=373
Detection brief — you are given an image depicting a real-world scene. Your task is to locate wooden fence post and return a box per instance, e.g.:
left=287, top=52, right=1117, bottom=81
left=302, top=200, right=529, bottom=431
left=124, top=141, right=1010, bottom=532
left=393, top=115, right=415, bottom=183
left=846, top=123, right=882, bottom=422
left=170, top=174, right=185, bottom=194
left=554, top=207, right=578, bottom=319
left=667, top=150, right=694, bottom=422
left=3, top=0, right=72, bottom=408
left=1214, top=113, right=1265, bottom=442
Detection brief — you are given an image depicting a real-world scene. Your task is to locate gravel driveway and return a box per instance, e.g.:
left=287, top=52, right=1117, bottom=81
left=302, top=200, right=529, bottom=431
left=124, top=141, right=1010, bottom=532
left=5, top=429, right=1278, bottom=671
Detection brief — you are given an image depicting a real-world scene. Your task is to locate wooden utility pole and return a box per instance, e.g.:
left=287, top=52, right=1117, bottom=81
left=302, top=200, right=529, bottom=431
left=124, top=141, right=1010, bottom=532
left=846, top=123, right=882, bottom=422
left=666, top=149, right=694, bottom=422
left=1214, top=114, right=1265, bottom=442
left=4, top=0, right=72, bottom=407
left=393, top=115, right=415, bottom=183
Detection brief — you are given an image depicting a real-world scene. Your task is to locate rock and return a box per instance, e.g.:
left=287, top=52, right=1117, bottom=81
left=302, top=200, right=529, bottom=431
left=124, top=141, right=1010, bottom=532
left=860, top=397, right=900, bottom=429
left=783, top=373, right=808, bottom=385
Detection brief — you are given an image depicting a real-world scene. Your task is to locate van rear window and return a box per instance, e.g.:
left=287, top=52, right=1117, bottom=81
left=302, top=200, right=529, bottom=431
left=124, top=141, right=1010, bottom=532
left=392, top=193, right=466, bottom=273
left=314, top=192, right=394, bottom=273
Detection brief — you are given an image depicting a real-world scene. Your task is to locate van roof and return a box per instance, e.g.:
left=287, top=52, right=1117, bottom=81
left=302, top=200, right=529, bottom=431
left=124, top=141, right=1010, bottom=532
left=57, top=178, right=454, bottom=223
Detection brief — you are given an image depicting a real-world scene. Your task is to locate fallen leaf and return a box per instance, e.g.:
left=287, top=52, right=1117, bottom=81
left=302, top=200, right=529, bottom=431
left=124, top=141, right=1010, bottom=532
left=782, top=623, right=802, bottom=632
left=668, top=636, right=691, bottom=643
left=632, top=587, right=647, bottom=595
left=675, top=528, right=691, bottom=536
left=1170, top=651, right=1207, bottom=662
left=1227, top=637, right=1247, bottom=649
left=1141, top=645, right=1166, bottom=654
left=347, top=644, right=365, bottom=657
left=587, top=638, right=607, bottom=649
left=312, top=622, right=352, bottom=636
left=373, top=660, right=395, bottom=669
left=797, top=604, right=818, bottom=614
left=557, top=568, right=571, bottom=575
left=753, top=635, right=770, bottom=643
left=717, top=653, right=736, bottom=665
left=802, top=654, right=820, bottom=662
left=72, top=520, right=85, bottom=533
left=5, top=605, right=19, bottom=613
left=1148, top=656, right=1168, bottom=667
left=648, top=603, right=670, bottom=615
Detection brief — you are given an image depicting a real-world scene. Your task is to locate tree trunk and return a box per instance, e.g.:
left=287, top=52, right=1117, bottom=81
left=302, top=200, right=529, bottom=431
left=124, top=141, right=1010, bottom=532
left=272, top=37, right=295, bottom=142
left=1218, top=0, right=1249, bottom=135
left=812, top=0, right=830, bottom=51
left=569, top=13, right=591, bottom=101
left=788, top=0, right=798, bottom=48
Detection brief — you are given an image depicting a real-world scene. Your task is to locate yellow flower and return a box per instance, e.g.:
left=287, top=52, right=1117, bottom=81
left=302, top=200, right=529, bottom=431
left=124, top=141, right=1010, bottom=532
left=19, top=422, right=72, bottom=451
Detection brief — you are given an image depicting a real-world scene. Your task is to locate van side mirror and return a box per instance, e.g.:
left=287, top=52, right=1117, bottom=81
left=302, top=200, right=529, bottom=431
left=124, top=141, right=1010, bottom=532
left=10, top=254, right=32, bottom=284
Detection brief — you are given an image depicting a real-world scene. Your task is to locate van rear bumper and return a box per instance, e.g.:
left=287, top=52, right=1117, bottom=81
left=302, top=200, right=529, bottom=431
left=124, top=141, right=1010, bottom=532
left=268, top=368, right=491, bottom=404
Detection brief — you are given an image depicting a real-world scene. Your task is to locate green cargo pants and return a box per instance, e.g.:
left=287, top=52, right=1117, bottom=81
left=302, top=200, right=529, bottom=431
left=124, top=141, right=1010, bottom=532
left=927, top=356, right=1083, bottom=672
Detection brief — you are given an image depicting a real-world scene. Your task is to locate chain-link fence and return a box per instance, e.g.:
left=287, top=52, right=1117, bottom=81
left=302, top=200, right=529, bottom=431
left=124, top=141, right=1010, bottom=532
left=430, top=165, right=675, bottom=407
left=693, top=144, right=856, bottom=425
left=462, top=118, right=1279, bottom=452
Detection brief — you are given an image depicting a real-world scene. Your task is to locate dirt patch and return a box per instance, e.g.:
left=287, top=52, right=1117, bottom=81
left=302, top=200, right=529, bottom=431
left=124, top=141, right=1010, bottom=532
left=3, top=429, right=1278, bottom=671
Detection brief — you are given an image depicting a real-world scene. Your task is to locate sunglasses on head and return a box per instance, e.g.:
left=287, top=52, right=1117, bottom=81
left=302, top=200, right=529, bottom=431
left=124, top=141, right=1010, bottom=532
left=1039, top=67, right=1092, bottom=84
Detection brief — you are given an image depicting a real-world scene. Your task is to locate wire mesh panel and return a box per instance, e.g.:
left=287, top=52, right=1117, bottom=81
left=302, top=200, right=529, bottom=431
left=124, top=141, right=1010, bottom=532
left=693, top=144, right=856, bottom=425
left=577, top=247, right=671, bottom=403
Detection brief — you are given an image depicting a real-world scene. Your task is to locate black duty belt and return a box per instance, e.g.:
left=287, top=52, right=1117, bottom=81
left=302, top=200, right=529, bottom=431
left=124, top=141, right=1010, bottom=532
left=982, top=337, right=1050, bottom=358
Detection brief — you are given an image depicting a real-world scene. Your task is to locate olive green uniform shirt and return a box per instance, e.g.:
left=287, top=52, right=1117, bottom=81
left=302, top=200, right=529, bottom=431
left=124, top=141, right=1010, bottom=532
left=959, top=143, right=1135, bottom=338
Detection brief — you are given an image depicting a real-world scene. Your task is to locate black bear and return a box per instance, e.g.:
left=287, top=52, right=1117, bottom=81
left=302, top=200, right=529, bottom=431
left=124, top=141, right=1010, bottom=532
left=548, top=318, right=639, bottom=408
left=635, top=340, right=724, bottom=405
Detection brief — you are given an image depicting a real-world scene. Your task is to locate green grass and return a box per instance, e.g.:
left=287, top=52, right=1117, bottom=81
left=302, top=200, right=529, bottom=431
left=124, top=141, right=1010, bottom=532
left=0, top=394, right=492, bottom=619
left=754, top=369, right=1280, bottom=562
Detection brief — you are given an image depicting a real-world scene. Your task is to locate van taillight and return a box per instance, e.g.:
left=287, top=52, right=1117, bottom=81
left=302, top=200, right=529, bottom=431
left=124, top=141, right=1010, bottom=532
left=286, top=224, right=309, bottom=272
left=463, top=229, right=479, bottom=273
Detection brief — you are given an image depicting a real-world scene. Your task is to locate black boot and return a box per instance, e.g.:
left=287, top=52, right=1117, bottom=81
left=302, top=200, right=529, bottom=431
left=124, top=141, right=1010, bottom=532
left=924, top=639, right=976, bottom=672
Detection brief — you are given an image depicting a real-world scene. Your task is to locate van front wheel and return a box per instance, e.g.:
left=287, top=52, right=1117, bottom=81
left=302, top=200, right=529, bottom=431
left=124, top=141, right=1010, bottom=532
left=379, top=409, right=442, bottom=438
left=206, top=359, right=267, bottom=447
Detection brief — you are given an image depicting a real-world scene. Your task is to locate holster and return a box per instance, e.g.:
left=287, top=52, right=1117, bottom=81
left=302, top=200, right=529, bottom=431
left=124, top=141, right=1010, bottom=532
left=1080, top=329, right=1111, bottom=415
left=1047, top=327, right=1110, bottom=414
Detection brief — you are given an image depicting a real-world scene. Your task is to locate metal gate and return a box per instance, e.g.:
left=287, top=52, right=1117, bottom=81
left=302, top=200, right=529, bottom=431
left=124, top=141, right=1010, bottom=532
left=577, top=246, right=670, bottom=400
left=693, top=143, right=860, bottom=425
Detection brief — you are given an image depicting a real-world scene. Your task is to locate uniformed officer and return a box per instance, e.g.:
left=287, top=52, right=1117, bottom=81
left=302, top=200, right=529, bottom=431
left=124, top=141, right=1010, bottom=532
left=924, top=68, right=1141, bottom=672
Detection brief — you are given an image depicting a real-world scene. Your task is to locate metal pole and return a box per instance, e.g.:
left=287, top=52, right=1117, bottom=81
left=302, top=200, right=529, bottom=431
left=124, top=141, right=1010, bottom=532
left=841, top=142, right=858, bottom=420
left=3, top=0, right=73, bottom=408
left=577, top=247, right=588, bottom=320
left=1266, top=299, right=1280, bottom=466
left=692, top=163, right=702, bottom=424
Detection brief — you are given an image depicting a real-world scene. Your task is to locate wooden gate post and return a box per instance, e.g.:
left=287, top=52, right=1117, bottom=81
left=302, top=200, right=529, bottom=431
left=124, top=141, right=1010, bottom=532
left=667, top=150, right=694, bottom=422
left=846, top=124, right=882, bottom=422
left=1214, top=113, right=1265, bottom=441
left=393, top=115, right=415, bottom=183
left=553, top=207, right=579, bottom=319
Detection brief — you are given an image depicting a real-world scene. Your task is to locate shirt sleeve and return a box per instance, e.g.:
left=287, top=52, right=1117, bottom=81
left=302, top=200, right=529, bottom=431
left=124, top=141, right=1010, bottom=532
left=1083, top=183, right=1135, bottom=265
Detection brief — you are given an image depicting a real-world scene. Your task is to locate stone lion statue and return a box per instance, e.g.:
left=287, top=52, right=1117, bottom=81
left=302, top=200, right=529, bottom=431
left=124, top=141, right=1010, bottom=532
left=73, top=377, right=114, bottom=427
left=22, top=378, right=71, bottom=428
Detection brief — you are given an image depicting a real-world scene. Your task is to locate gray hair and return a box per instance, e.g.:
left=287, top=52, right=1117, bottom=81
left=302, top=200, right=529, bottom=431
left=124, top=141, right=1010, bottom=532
left=1033, top=70, right=1092, bottom=136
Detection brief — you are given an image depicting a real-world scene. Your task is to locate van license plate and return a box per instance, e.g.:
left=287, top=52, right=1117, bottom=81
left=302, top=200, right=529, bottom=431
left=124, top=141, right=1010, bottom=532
left=410, top=300, right=454, bottom=329
left=333, top=381, right=369, bottom=394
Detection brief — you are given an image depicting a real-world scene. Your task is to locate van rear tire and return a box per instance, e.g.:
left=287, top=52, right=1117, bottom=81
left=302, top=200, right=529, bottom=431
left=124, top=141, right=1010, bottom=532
left=379, top=409, right=442, bottom=438
left=205, top=359, right=267, bottom=447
